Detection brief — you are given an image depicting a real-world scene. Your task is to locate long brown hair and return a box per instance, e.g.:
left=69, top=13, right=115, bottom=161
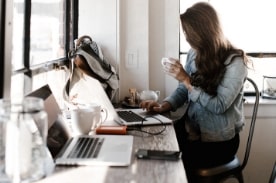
left=180, top=2, right=248, bottom=96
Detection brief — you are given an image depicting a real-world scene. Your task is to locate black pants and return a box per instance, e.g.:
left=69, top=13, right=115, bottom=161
left=174, top=118, right=240, bottom=182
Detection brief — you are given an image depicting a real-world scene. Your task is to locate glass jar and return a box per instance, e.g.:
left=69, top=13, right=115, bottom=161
left=0, top=99, right=11, bottom=181
left=262, top=75, right=276, bottom=99
left=5, top=97, right=48, bottom=182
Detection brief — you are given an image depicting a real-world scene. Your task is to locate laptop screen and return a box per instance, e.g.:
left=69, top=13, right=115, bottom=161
left=27, top=85, right=71, bottom=158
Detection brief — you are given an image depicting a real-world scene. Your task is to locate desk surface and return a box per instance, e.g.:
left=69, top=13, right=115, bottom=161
left=35, top=125, right=187, bottom=183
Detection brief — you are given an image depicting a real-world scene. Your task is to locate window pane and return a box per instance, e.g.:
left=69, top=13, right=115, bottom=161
left=180, top=0, right=276, bottom=53
left=12, top=0, right=25, bottom=70
left=32, top=69, right=67, bottom=109
left=30, top=0, right=65, bottom=66
left=210, top=0, right=276, bottom=53
left=179, top=0, right=276, bottom=93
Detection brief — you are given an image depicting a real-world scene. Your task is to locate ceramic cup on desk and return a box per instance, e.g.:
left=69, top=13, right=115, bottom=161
left=70, top=103, right=107, bottom=135
left=84, top=103, right=108, bottom=131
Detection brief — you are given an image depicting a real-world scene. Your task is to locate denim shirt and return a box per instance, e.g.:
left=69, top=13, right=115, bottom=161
left=164, top=49, right=248, bottom=142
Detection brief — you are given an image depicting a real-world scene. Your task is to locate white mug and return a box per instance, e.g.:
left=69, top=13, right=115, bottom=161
left=84, top=103, right=107, bottom=131
left=70, top=103, right=107, bottom=135
left=161, top=57, right=173, bottom=66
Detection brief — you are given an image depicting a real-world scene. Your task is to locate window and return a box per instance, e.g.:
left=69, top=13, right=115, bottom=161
left=179, top=0, right=276, bottom=93
left=0, top=0, right=5, bottom=98
left=1, top=0, right=13, bottom=99
left=10, top=0, right=78, bottom=105
left=12, top=0, right=24, bottom=70
left=30, top=1, right=66, bottom=66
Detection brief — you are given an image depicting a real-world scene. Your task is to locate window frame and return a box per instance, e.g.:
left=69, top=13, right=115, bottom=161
left=1, top=0, right=12, bottom=99
left=12, top=0, right=79, bottom=92
left=0, top=0, right=5, bottom=98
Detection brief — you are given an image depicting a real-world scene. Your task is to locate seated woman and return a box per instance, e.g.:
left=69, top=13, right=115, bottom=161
left=139, top=2, right=249, bottom=182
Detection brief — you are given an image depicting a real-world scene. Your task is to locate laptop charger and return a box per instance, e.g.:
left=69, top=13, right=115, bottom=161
left=96, top=126, right=127, bottom=135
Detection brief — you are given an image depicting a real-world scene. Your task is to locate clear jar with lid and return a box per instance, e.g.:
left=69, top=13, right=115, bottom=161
left=5, top=97, right=48, bottom=182
left=262, top=75, right=276, bottom=99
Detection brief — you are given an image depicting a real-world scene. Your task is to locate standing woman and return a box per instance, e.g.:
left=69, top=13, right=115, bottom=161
left=139, top=2, right=249, bottom=182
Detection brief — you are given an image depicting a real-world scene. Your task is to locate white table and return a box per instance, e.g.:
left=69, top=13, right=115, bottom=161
left=35, top=124, right=187, bottom=183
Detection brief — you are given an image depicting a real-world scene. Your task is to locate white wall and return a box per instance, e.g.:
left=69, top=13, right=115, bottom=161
left=3, top=0, right=13, bottom=99
left=119, top=0, right=150, bottom=100
left=149, top=0, right=180, bottom=100
left=78, top=0, right=118, bottom=69
left=79, top=0, right=179, bottom=102
left=235, top=103, right=276, bottom=183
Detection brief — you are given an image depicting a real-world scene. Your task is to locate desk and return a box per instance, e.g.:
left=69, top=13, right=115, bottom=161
left=35, top=125, right=187, bottom=183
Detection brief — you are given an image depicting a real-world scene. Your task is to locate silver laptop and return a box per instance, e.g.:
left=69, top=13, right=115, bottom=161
left=27, top=85, right=133, bottom=166
left=68, top=77, right=173, bottom=126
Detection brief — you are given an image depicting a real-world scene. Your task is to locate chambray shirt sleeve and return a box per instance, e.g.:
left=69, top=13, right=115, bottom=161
left=189, top=56, right=248, bottom=114
left=163, top=83, right=188, bottom=111
left=163, top=49, right=196, bottom=111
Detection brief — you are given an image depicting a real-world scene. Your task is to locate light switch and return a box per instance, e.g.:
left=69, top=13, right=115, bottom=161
left=125, top=51, right=138, bottom=68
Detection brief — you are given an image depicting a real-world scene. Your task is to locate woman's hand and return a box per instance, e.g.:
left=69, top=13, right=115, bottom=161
left=139, top=100, right=172, bottom=113
left=163, top=58, right=192, bottom=91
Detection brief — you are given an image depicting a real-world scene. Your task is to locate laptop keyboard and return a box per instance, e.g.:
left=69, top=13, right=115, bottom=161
left=117, top=110, right=146, bottom=122
left=67, top=137, right=104, bottom=159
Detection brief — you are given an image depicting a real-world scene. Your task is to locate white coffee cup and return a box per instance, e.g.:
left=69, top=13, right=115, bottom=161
left=84, top=103, right=107, bottom=131
left=70, top=103, right=107, bottom=135
left=71, top=108, right=94, bottom=135
left=161, top=57, right=174, bottom=67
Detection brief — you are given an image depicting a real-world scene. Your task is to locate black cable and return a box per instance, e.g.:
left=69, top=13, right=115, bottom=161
left=127, top=115, right=167, bottom=136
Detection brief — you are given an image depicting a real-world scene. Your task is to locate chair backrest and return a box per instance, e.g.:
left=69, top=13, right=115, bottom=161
left=241, top=77, right=259, bottom=170
left=269, top=161, right=276, bottom=183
